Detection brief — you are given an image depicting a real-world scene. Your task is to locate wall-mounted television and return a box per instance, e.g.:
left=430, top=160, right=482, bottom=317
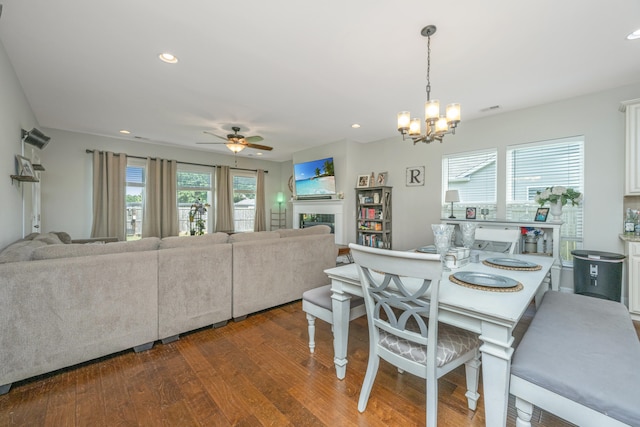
left=293, top=157, right=336, bottom=199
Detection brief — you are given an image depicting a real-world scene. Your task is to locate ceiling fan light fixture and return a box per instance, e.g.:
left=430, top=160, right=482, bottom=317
left=226, top=142, right=246, bottom=153
left=158, top=52, right=178, bottom=64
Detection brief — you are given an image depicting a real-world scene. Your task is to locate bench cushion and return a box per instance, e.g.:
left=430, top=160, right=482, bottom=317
left=511, top=291, right=640, bottom=426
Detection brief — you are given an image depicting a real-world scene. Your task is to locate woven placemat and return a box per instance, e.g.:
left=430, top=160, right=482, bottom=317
left=449, top=274, right=523, bottom=292
left=482, top=260, right=542, bottom=271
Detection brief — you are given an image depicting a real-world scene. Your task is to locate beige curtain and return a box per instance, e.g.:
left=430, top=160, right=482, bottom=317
left=91, top=151, right=126, bottom=241
left=215, top=166, right=234, bottom=232
left=142, top=157, right=179, bottom=238
left=254, top=169, right=266, bottom=231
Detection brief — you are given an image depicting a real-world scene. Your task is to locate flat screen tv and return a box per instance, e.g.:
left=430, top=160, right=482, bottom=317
left=293, top=157, right=336, bottom=198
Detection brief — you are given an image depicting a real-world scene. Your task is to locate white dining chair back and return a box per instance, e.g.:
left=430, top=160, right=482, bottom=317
left=349, top=243, right=481, bottom=427
left=474, top=227, right=521, bottom=254
left=302, top=284, right=366, bottom=354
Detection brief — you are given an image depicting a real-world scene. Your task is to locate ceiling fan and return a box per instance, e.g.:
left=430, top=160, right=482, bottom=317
left=196, top=126, right=273, bottom=153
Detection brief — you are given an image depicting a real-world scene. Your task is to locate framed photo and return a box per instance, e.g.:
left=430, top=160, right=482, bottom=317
left=356, top=174, right=370, bottom=188
left=16, top=155, right=34, bottom=177
left=376, top=171, right=388, bottom=186
left=535, top=207, right=550, bottom=222
left=466, top=207, right=477, bottom=220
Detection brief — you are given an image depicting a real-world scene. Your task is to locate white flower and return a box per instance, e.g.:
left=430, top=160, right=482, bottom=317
left=540, top=189, right=551, bottom=199
left=552, top=186, right=566, bottom=195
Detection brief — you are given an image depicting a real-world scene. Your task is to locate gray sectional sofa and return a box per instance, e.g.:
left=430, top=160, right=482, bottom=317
left=0, top=226, right=337, bottom=394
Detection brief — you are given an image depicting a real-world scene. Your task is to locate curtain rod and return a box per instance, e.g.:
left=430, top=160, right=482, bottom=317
left=85, top=149, right=267, bottom=173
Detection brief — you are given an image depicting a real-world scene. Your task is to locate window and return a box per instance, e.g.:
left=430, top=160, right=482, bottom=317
left=125, top=160, right=145, bottom=240
left=506, top=136, right=584, bottom=264
left=442, top=150, right=497, bottom=218
left=177, top=167, right=213, bottom=235
left=232, top=171, right=257, bottom=232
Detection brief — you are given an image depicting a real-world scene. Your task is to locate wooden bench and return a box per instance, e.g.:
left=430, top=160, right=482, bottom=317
left=510, top=291, right=640, bottom=427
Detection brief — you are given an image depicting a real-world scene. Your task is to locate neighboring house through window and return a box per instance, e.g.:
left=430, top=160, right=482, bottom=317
left=442, top=149, right=497, bottom=218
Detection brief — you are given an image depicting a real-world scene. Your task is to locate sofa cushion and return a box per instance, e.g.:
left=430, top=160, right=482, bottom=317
left=32, top=232, right=64, bottom=245
left=0, top=240, right=48, bottom=264
left=276, top=225, right=331, bottom=238
left=160, top=232, right=229, bottom=249
left=227, top=231, right=280, bottom=243
left=32, top=237, right=161, bottom=260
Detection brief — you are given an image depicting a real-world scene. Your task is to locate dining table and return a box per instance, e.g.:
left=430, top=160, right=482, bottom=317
left=325, top=251, right=555, bottom=427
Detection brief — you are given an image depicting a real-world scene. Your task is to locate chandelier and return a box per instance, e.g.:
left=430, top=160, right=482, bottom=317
left=397, top=25, right=461, bottom=144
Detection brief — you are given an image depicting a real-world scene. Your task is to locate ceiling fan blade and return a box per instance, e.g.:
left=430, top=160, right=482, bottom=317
left=246, top=142, right=273, bottom=151
left=245, top=135, right=264, bottom=143
left=203, top=130, right=229, bottom=141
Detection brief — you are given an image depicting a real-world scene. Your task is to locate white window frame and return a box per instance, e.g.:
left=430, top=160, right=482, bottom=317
left=231, top=170, right=257, bottom=232
left=177, top=165, right=214, bottom=235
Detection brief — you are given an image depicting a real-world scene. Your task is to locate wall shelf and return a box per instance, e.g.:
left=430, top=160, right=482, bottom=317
left=10, top=174, right=39, bottom=183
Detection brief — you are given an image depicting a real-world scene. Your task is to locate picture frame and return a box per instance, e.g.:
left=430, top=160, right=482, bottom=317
left=406, top=166, right=425, bottom=186
left=535, top=207, right=550, bottom=222
left=376, top=171, right=388, bottom=186
left=16, top=155, right=34, bottom=177
left=356, top=174, right=370, bottom=188
left=466, top=207, right=477, bottom=220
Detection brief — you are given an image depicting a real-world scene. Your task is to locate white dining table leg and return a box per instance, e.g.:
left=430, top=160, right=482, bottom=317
left=331, top=283, right=352, bottom=380
left=479, top=322, right=515, bottom=427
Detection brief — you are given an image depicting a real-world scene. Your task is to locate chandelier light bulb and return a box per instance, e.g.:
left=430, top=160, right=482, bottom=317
left=425, top=100, right=440, bottom=120
left=409, top=118, right=422, bottom=136
left=446, top=103, right=461, bottom=124
left=397, top=111, right=411, bottom=131
left=435, top=116, right=449, bottom=133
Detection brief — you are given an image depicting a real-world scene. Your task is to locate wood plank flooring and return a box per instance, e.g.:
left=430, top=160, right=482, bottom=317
left=1, top=301, right=638, bottom=426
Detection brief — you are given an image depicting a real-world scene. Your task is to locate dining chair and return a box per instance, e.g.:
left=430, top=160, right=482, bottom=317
left=474, top=227, right=521, bottom=254
left=349, top=244, right=481, bottom=427
left=302, top=284, right=366, bottom=353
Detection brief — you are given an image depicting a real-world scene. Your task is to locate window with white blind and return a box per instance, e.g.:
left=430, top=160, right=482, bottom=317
left=506, top=136, right=584, bottom=265
left=125, top=160, right=145, bottom=241
left=442, top=150, right=497, bottom=219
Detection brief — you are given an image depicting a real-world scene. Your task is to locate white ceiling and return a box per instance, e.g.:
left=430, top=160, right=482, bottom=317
left=1, top=0, right=639, bottom=161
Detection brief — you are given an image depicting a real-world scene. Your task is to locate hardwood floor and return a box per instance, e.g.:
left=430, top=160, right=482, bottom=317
left=1, top=301, right=638, bottom=427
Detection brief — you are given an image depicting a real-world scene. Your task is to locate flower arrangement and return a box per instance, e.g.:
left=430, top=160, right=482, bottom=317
left=534, top=186, right=582, bottom=207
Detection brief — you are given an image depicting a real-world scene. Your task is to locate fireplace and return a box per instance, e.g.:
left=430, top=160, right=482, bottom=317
left=299, top=213, right=335, bottom=234
left=292, top=199, right=344, bottom=244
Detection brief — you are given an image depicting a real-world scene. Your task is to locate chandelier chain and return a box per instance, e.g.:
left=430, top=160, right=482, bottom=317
left=426, top=33, right=431, bottom=101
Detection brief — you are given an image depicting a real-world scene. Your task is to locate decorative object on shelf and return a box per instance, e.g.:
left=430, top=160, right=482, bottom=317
left=376, top=171, right=388, bottom=186
left=370, top=172, right=375, bottom=187
left=480, top=208, right=489, bottom=220
left=16, top=155, right=35, bottom=177
left=465, top=207, right=476, bottom=220
left=445, top=189, right=460, bottom=218
left=534, top=207, right=549, bottom=222
left=460, top=222, right=477, bottom=249
left=188, top=198, right=209, bottom=235
left=534, top=186, right=582, bottom=221
left=405, top=166, right=425, bottom=186
left=21, top=127, right=51, bottom=150
left=288, top=175, right=293, bottom=193
left=356, top=174, right=370, bottom=188
left=396, top=25, right=461, bottom=145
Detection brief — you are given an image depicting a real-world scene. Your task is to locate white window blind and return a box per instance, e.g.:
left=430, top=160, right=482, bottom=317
left=506, top=136, right=584, bottom=264
left=125, top=160, right=145, bottom=240
left=442, top=150, right=497, bottom=218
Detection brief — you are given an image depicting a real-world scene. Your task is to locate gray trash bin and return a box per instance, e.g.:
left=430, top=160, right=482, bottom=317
left=571, top=250, right=625, bottom=301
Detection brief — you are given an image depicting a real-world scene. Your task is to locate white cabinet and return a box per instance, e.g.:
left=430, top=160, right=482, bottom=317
left=624, top=240, right=640, bottom=320
left=624, top=99, right=640, bottom=195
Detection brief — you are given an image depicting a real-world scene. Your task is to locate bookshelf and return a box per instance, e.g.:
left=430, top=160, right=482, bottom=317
left=356, top=186, right=392, bottom=249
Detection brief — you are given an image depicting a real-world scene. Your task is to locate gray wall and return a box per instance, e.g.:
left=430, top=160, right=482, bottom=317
left=0, top=39, right=38, bottom=249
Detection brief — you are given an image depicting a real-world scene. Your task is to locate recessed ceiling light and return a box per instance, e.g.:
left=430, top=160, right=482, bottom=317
left=351, top=123, right=361, bottom=128
left=158, top=52, right=178, bottom=64
left=119, top=129, right=131, bottom=134
left=627, top=29, right=640, bottom=40
left=256, top=152, right=263, bottom=156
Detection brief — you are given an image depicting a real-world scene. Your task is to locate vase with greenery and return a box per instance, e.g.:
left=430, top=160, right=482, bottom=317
left=535, top=186, right=582, bottom=221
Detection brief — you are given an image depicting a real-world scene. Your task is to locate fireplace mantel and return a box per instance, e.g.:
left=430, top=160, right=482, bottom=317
left=291, top=199, right=344, bottom=244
